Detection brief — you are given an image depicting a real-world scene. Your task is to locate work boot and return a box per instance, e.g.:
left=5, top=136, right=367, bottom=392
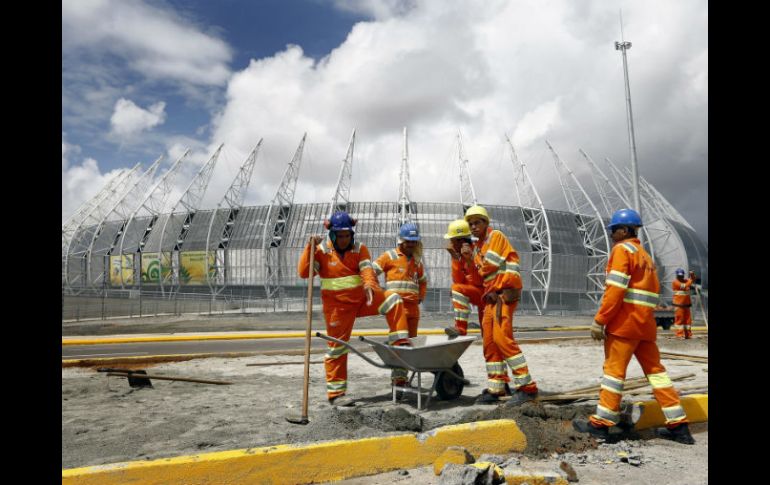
left=444, top=326, right=463, bottom=339
left=657, top=423, right=695, bottom=444
left=475, top=389, right=503, bottom=404
left=572, top=419, right=611, bottom=440
left=392, top=338, right=413, bottom=347
left=328, top=395, right=356, bottom=407
left=505, top=390, right=538, bottom=407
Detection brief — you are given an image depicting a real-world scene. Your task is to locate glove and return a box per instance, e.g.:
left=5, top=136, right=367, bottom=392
left=590, top=321, right=605, bottom=341
left=484, top=292, right=499, bottom=304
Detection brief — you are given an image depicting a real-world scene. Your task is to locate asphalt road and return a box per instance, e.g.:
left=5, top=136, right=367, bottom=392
left=62, top=329, right=591, bottom=360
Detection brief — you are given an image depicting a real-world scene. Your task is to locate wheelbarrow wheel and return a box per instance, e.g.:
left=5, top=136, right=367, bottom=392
left=435, top=363, right=465, bottom=401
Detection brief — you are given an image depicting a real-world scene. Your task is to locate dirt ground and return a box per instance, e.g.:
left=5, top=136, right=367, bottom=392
left=62, top=327, right=708, bottom=484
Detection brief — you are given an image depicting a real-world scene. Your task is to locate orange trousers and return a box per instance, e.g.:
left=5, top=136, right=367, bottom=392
left=480, top=299, right=537, bottom=395
left=673, top=306, right=692, bottom=338
left=451, top=283, right=484, bottom=335
left=322, top=288, right=408, bottom=399
left=590, top=334, right=689, bottom=429
left=391, top=301, right=421, bottom=385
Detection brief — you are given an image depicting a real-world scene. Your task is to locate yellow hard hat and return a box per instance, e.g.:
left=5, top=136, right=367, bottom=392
left=444, top=219, right=472, bottom=239
left=464, top=205, right=489, bottom=223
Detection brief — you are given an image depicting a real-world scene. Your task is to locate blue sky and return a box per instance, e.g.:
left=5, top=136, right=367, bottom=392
left=62, top=0, right=708, bottom=242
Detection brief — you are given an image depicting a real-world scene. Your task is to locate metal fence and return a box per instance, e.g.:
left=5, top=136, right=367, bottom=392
left=62, top=286, right=608, bottom=322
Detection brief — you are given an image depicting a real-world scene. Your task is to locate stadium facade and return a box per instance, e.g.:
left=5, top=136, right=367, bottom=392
left=62, top=131, right=708, bottom=317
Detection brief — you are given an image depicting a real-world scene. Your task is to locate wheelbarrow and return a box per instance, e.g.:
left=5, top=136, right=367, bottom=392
left=315, top=332, right=477, bottom=410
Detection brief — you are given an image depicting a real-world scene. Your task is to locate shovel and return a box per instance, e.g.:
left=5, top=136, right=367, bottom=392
left=286, top=236, right=316, bottom=425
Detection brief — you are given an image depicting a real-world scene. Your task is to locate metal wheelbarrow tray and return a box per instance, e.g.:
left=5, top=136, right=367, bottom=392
left=315, top=332, right=478, bottom=410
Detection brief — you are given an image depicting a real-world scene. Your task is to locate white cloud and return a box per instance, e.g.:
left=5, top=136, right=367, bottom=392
left=62, top=136, right=121, bottom=223
left=331, top=0, right=418, bottom=19
left=110, top=98, right=167, bottom=139
left=202, top=0, right=706, bottom=241
left=513, top=100, right=562, bottom=149
left=63, top=0, right=708, bottom=240
left=62, top=0, right=232, bottom=87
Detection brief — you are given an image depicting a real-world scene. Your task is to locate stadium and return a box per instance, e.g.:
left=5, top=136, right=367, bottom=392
left=61, top=131, right=708, bottom=320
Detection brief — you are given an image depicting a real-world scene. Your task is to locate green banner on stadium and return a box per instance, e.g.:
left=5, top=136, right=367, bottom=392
left=141, top=252, right=172, bottom=283
left=179, top=251, right=214, bottom=285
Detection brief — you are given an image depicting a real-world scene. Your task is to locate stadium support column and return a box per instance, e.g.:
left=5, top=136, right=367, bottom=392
left=506, top=134, right=551, bottom=314
left=329, top=129, right=355, bottom=217
left=63, top=166, right=136, bottom=293
left=263, top=134, right=306, bottom=301
left=206, top=140, right=262, bottom=296
left=112, top=151, right=188, bottom=291
left=158, top=145, right=223, bottom=297
left=79, top=159, right=160, bottom=293
left=398, top=127, right=414, bottom=226
left=456, top=131, right=478, bottom=212
left=545, top=141, right=610, bottom=308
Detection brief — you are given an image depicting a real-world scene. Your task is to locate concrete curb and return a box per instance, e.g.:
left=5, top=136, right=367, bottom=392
left=633, top=393, right=708, bottom=430
left=62, top=325, right=707, bottom=346
left=503, top=470, right=569, bottom=485
left=62, top=419, right=527, bottom=485
left=61, top=328, right=482, bottom=346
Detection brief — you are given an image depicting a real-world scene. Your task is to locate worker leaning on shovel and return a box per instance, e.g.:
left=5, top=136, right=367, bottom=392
left=464, top=205, right=539, bottom=406
left=372, top=222, right=427, bottom=387
left=672, top=268, right=696, bottom=339
left=298, top=211, right=411, bottom=407
left=572, top=208, right=695, bottom=444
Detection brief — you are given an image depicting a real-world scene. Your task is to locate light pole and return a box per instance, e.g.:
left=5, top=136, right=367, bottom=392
left=615, top=29, right=642, bottom=221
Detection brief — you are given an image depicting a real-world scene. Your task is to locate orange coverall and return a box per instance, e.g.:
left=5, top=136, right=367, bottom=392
left=298, top=239, right=409, bottom=400
left=373, top=247, right=427, bottom=384
left=590, top=238, right=689, bottom=429
left=672, top=277, right=694, bottom=339
left=473, top=227, right=537, bottom=396
left=450, top=254, right=485, bottom=336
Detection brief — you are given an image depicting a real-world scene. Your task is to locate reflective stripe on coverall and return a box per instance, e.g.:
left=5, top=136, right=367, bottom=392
left=450, top=257, right=485, bottom=336
left=473, top=227, right=537, bottom=396
left=373, top=247, right=428, bottom=384
left=298, top=238, right=409, bottom=399
left=590, top=238, right=688, bottom=428
left=672, top=278, right=694, bottom=338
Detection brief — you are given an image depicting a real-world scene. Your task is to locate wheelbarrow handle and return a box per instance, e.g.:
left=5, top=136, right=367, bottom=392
left=314, top=332, right=390, bottom=369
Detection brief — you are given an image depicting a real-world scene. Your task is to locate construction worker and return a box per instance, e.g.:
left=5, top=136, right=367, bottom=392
left=372, top=222, right=427, bottom=386
left=572, top=208, right=695, bottom=444
left=672, top=268, right=696, bottom=339
left=298, top=211, right=411, bottom=406
left=464, top=205, right=539, bottom=406
left=444, top=219, right=485, bottom=338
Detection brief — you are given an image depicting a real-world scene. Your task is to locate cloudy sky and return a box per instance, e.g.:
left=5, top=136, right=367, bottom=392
left=62, top=0, right=708, bottom=241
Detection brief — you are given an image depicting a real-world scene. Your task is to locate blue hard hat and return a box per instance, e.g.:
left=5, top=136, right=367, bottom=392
left=399, top=222, right=421, bottom=241
left=675, top=268, right=686, bottom=276
left=607, top=208, right=643, bottom=230
left=329, top=211, right=355, bottom=232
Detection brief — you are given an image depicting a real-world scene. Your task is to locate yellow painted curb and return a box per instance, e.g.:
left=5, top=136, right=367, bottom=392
left=61, top=328, right=483, bottom=346
left=504, top=470, right=569, bottom=485
left=62, top=419, right=527, bottom=485
left=633, top=393, right=708, bottom=430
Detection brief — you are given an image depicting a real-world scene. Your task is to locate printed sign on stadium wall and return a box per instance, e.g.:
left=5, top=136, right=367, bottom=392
left=179, top=251, right=215, bottom=285
left=141, top=252, right=172, bottom=283
left=109, top=254, right=134, bottom=286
